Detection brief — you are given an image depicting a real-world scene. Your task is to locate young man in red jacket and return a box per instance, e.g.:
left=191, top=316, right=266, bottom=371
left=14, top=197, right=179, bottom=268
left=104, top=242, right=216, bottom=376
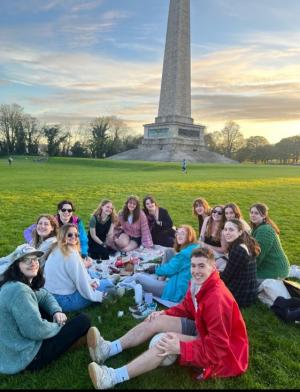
left=87, top=247, right=249, bottom=389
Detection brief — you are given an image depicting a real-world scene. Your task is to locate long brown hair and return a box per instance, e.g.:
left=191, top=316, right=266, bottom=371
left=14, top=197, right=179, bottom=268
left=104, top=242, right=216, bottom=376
left=57, top=223, right=80, bottom=256
left=224, top=203, right=244, bottom=220
left=205, top=205, right=225, bottom=241
left=93, top=199, right=118, bottom=224
left=250, top=203, right=280, bottom=234
left=226, top=219, right=260, bottom=256
left=193, top=197, right=211, bottom=228
left=31, top=214, right=58, bottom=248
left=193, top=197, right=211, bottom=216
left=174, top=224, right=197, bottom=252
left=142, top=195, right=159, bottom=215
left=121, top=195, right=141, bottom=223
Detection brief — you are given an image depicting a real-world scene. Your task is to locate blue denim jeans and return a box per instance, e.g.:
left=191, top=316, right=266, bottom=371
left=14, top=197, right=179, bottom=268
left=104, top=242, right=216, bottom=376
left=53, top=291, right=92, bottom=312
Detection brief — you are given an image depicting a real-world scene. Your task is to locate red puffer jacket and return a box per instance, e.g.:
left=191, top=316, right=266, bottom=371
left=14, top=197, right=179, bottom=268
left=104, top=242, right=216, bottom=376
left=165, top=270, right=249, bottom=380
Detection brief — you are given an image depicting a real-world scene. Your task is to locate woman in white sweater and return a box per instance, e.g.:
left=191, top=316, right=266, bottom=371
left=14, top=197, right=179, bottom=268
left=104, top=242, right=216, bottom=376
left=44, top=224, right=103, bottom=312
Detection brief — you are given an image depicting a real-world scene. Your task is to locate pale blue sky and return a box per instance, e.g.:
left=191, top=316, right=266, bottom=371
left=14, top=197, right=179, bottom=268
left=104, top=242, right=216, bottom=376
left=1, top=0, right=300, bottom=142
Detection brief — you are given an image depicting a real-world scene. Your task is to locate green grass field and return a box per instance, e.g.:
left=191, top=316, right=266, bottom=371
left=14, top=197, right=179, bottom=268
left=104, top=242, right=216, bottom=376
left=0, top=157, right=299, bottom=389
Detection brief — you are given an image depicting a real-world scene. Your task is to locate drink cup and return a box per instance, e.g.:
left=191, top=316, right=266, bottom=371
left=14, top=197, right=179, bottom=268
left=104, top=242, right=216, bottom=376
left=144, top=292, right=153, bottom=305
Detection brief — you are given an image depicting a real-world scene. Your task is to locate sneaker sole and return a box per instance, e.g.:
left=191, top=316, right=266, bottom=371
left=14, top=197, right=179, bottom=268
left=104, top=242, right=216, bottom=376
left=87, top=327, right=99, bottom=363
left=132, top=312, right=148, bottom=319
left=88, top=362, right=100, bottom=389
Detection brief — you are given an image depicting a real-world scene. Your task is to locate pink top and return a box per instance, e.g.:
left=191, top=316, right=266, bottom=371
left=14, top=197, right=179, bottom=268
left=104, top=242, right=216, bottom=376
left=119, top=210, right=153, bottom=248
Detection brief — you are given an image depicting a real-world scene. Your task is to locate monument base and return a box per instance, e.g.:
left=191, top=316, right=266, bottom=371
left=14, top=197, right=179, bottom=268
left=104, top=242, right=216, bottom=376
left=143, top=121, right=205, bottom=148
left=108, top=121, right=237, bottom=163
left=108, top=142, right=237, bottom=164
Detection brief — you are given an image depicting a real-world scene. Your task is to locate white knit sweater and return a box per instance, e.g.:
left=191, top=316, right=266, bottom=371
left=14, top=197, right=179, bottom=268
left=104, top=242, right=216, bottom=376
left=44, top=246, right=103, bottom=302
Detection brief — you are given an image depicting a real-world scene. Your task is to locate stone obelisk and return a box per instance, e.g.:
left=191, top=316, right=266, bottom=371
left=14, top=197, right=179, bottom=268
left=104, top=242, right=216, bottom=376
left=157, top=0, right=192, bottom=124
left=143, top=0, right=205, bottom=154
left=109, top=0, right=235, bottom=162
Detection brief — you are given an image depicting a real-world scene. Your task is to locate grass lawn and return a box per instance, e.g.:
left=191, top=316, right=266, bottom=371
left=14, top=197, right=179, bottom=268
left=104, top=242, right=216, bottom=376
left=0, top=157, right=299, bottom=389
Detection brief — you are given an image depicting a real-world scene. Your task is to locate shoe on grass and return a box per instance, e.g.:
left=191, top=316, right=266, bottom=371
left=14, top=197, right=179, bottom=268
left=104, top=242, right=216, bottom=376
left=128, top=302, right=146, bottom=313
left=88, top=362, right=116, bottom=390
left=87, top=327, right=111, bottom=364
left=132, top=303, right=157, bottom=320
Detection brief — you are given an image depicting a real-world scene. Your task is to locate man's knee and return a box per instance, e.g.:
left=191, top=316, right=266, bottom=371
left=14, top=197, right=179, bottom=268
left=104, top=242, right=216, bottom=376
left=143, top=315, right=179, bottom=334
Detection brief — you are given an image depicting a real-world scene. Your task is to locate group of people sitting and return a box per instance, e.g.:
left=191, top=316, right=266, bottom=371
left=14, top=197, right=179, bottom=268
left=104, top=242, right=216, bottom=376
left=0, top=194, right=291, bottom=389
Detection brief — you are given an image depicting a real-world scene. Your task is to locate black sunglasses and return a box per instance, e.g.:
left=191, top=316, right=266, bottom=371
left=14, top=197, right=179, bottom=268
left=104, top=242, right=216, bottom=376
left=61, top=208, right=73, bottom=213
left=212, top=209, right=223, bottom=215
left=67, top=232, right=78, bottom=238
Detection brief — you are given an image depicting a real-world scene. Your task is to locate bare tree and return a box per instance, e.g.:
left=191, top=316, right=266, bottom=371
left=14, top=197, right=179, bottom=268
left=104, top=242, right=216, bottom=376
left=23, top=115, right=41, bottom=155
left=0, top=104, right=24, bottom=154
left=219, top=121, right=245, bottom=158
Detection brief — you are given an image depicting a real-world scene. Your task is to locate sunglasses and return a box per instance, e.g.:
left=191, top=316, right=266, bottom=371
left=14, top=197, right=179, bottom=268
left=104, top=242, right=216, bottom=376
left=61, top=208, right=73, bottom=213
left=67, top=232, right=78, bottom=238
left=212, top=210, right=223, bottom=215
left=21, top=256, right=39, bottom=265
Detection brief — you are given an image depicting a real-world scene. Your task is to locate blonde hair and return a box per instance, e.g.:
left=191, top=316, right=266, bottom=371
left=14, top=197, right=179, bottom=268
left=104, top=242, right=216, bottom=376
left=57, top=224, right=80, bottom=256
left=93, top=199, right=118, bottom=224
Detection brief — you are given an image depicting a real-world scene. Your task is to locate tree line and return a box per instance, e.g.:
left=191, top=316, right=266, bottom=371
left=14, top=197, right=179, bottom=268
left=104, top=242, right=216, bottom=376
left=204, top=120, right=300, bottom=164
left=0, top=104, right=142, bottom=159
left=0, top=104, right=299, bottom=163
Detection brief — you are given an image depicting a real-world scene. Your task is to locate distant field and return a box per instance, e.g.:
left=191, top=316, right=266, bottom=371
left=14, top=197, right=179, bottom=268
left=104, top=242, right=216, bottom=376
left=0, top=157, right=299, bottom=389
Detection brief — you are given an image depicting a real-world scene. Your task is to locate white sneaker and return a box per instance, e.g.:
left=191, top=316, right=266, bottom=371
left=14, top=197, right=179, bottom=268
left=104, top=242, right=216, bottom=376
left=88, top=362, right=116, bottom=390
left=87, top=327, right=111, bottom=364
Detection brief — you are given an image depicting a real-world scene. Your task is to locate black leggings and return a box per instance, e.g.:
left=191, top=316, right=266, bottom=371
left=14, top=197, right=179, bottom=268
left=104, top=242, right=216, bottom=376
left=25, top=313, right=91, bottom=372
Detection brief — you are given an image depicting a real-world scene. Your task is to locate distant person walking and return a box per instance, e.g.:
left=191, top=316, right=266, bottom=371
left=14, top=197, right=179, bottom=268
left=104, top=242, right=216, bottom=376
left=181, top=159, right=187, bottom=174
left=8, top=157, right=13, bottom=165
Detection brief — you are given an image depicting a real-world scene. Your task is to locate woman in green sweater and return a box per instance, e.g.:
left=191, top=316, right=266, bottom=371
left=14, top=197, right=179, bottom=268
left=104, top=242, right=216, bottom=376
left=249, top=203, right=289, bottom=280
left=0, top=244, right=90, bottom=375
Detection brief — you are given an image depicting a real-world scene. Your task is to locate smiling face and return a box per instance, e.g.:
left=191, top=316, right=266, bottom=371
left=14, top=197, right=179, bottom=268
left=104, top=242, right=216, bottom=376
left=66, top=227, right=79, bottom=246
left=19, top=256, right=40, bottom=281
left=223, top=221, right=243, bottom=243
left=195, top=202, right=205, bottom=216
left=250, top=207, right=265, bottom=226
left=58, top=203, right=73, bottom=224
left=127, top=199, right=137, bottom=212
left=145, top=198, right=156, bottom=212
left=175, top=227, right=188, bottom=245
left=191, top=256, right=215, bottom=285
left=211, top=207, right=224, bottom=222
left=101, top=202, right=113, bottom=217
left=36, top=216, right=53, bottom=238
left=225, top=207, right=236, bottom=221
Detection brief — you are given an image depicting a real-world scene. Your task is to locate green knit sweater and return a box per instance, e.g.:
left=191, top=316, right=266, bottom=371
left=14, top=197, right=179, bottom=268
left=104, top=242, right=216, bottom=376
left=0, top=281, right=62, bottom=374
left=252, top=223, right=289, bottom=279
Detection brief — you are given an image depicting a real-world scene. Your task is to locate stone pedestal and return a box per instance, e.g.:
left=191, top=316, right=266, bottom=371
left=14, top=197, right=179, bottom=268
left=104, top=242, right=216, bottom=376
left=143, top=120, right=205, bottom=153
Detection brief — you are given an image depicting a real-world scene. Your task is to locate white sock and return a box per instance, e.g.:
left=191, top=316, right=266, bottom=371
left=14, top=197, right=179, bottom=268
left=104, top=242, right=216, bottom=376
left=109, top=339, right=122, bottom=357
left=114, top=366, right=129, bottom=384
left=134, top=283, right=143, bottom=304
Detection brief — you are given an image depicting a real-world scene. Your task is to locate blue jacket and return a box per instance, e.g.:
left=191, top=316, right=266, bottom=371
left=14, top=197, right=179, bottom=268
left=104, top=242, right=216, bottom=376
left=155, top=243, right=199, bottom=303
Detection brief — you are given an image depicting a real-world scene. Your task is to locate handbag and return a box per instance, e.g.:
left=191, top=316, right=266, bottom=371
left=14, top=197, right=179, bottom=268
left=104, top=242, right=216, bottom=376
left=283, top=279, right=300, bottom=298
